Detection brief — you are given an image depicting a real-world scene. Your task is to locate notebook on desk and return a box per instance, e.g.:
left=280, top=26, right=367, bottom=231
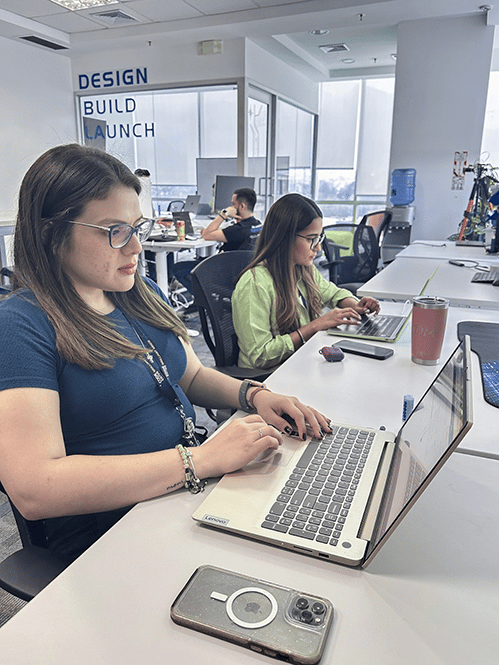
left=193, top=338, right=473, bottom=568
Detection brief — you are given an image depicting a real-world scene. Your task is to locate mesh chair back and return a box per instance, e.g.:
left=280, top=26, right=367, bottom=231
left=191, top=250, right=254, bottom=367
left=352, top=224, right=379, bottom=283
left=359, top=209, right=392, bottom=242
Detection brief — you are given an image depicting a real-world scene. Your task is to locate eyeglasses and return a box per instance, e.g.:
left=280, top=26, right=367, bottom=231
left=296, top=231, right=325, bottom=250
left=68, top=218, right=155, bottom=249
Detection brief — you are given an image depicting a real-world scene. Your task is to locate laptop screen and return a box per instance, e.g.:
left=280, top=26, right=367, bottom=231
left=367, top=337, right=472, bottom=558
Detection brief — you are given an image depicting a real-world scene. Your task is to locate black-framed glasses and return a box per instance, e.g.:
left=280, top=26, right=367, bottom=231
left=296, top=230, right=325, bottom=250
left=68, top=218, right=155, bottom=249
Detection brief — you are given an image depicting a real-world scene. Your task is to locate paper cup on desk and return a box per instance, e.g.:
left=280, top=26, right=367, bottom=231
left=411, top=296, right=449, bottom=365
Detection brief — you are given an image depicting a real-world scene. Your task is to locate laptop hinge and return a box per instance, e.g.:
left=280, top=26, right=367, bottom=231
left=358, top=440, right=395, bottom=542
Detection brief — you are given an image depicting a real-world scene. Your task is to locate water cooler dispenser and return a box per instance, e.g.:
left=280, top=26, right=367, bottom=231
left=382, top=168, right=415, bottom=263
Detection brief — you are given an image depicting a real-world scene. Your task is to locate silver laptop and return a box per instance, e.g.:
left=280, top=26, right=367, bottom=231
left=327, top=306, right=411, bottom=342
left=184, top=195, right=201, bottom=215
left=327, top=268, right=439, bottom=343
left=193, top=337, right=472, bottom=567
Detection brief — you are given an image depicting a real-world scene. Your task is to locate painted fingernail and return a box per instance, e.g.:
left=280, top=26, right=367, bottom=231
left=302, top=433, right=307, bottom=441
left=284, top=426, right=292, bottom=434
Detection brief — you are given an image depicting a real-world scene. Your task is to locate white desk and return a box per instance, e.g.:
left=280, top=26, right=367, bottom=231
left=358, top=257, right=499, bottom=309
left=396, top=240, right=499, bottom=265
left=1, top=305, right=499, bottom=663
left=266, top=302, right=499, bottom=460
left=0, top=453, right=497, bottom=665
left=141, top=237, right=218, bottom=294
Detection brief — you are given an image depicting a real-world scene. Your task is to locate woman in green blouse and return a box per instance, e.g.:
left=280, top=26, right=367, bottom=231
left=232, top=193, right=379, bottom=370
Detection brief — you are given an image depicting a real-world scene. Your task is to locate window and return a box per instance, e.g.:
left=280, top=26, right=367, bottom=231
left=315, top=78, right=395, bottom=224
left=78, top=85, right=237, bottom=214
left=481, top=70, right=499, bottom=167
left=276, top=100, right=315, bottom=198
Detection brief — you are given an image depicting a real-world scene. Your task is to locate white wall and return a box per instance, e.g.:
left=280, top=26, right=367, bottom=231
left=0, top=37, right=76, bottom=221
left=71, top=38, right=246, bottom=92
left=244, top=40, right=318, bottom=113
left=389, top=15, right=494, bottom=240
left=71, top=36, right=317, bottom=111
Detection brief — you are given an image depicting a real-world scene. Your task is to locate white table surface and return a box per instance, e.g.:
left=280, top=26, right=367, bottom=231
left=358, top=257, right=499, bottom=309
left=0, top=454, right=497, bottom=665
left=396, top=239, right=499, bottom=265
left=141, top=237, right=218, bottom=294
left=268, top=303, right=499, bottom=460
left=1, top=305, right=499, bottom=663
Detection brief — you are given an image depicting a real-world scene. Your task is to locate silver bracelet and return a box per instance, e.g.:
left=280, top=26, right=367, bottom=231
left=176, top=444, right=206, bottom=494
left=296, top=329, right=306, bottom=346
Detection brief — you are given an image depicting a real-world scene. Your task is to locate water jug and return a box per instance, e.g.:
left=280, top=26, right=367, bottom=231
left=390, top=168, right=416, bottom=206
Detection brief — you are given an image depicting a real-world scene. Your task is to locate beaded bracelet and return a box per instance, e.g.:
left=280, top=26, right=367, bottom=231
left=176, top=444, right=206, bottom=494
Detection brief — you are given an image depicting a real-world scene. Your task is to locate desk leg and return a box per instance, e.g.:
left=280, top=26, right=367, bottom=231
left=154, top=251, right=170, bottom=295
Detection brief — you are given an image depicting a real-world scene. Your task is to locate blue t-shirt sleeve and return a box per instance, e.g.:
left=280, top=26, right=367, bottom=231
left=0, top=296, right=60, bottom=392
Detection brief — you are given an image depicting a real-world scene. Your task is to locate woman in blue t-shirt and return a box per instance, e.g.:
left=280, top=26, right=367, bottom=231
left=0, top=144, right=330, bottom=561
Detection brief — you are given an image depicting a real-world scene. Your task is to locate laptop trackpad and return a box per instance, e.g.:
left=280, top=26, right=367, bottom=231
left=241, top=441, right=297, bottom=475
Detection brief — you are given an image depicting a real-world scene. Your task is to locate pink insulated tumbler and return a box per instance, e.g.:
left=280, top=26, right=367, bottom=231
left=411, top=296, right=449, bottom=365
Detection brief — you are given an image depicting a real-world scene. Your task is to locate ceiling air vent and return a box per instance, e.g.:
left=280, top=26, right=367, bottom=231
left=319, top=43, right=349, bottom=54
left=90, top=10, right=140, bottom=26
left=20, top=35, right=69, bottom=50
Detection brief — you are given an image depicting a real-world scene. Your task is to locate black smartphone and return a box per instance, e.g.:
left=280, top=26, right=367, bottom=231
left=332, top=340, right=394, bottom=360
left=171, top=565, right=334, bottom=664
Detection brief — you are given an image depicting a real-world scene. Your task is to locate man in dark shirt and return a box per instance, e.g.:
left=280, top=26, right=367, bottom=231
left=201, top=188, right=261, bottom=251
left=171, top=188, right=261, bottom=299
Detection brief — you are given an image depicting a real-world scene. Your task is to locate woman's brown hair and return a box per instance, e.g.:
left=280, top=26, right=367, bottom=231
left=241, top=193, right=323, bottom=334
left=12, top=143, right=188, bottom=370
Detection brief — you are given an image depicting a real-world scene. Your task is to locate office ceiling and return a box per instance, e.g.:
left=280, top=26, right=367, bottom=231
left=0, top=0, right=495, bottom=80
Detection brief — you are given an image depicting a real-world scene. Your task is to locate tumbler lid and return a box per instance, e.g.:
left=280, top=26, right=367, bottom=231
left=412, top=296, right=449, bottom=309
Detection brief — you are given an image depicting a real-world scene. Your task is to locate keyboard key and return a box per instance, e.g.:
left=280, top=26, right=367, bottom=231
left=289, top=527, right=315, bottom=541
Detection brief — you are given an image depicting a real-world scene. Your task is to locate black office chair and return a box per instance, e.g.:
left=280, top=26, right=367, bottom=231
left=359, top=209, right=392, bottom=245
left=191, top=251, right=272, bottom=379
left=321, top=224, right=379, bottom=295
left=167, top=200, right=185, bottom=212
left=0, top=483, right=70, bottom=601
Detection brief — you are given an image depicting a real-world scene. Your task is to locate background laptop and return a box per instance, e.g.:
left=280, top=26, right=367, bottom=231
left=183, top=195, right=201, bottom=215
left=327, top=269, right=439, bottom=343
left=193, top=337, right=472, bottom=568
left=327, top=305, right=411, bottom=342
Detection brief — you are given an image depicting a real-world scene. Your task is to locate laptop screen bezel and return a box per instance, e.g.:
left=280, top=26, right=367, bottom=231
left=362, top=335, right=473, bottom=567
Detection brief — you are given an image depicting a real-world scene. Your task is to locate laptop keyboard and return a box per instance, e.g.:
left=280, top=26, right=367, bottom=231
left=261, top=426, right=375, bottom=547
left=482, top=360, right=499, bottom=407
left=357, top=315, right=403, bottom=338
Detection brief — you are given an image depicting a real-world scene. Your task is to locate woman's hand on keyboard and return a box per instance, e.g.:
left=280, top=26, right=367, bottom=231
left=353, top=296, right=380, bottom=315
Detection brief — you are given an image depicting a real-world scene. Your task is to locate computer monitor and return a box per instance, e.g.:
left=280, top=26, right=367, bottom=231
left=214, top=175, right=255, bottom=214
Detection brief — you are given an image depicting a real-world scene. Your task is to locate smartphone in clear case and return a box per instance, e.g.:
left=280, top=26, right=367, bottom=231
left=170, top=565, right=334, bottom=664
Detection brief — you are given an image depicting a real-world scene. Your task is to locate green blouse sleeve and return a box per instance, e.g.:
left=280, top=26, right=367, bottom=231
left=232, top=267, right=295, bottom=370
left=312, top=265, right=357, bottom=307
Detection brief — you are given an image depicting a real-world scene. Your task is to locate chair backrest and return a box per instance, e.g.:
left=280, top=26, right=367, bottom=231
left=167, top=199, right=185, bottom=212
left=0, top=482, right=48, bottom=549
left=350, top=224, right=379, bottom=283
left=359, top=209, right=392, bottom=243
left=191, top=250, right=254, bottom=367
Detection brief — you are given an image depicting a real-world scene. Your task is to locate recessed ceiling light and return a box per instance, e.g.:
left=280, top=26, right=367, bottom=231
left=341, top=58, right=356, bottom=64
left=49, top=0, right=118, bottom=10
left=310, top=29, right=329, bottom=36
left=391, top=53, right=397, bottom=60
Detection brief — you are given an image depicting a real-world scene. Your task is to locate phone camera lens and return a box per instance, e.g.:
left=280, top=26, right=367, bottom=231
left=295, top=597, right=309, bottom=610
left=312, top=602, right=325, bottom=615
left=300, top=610, right=314, bottom=624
